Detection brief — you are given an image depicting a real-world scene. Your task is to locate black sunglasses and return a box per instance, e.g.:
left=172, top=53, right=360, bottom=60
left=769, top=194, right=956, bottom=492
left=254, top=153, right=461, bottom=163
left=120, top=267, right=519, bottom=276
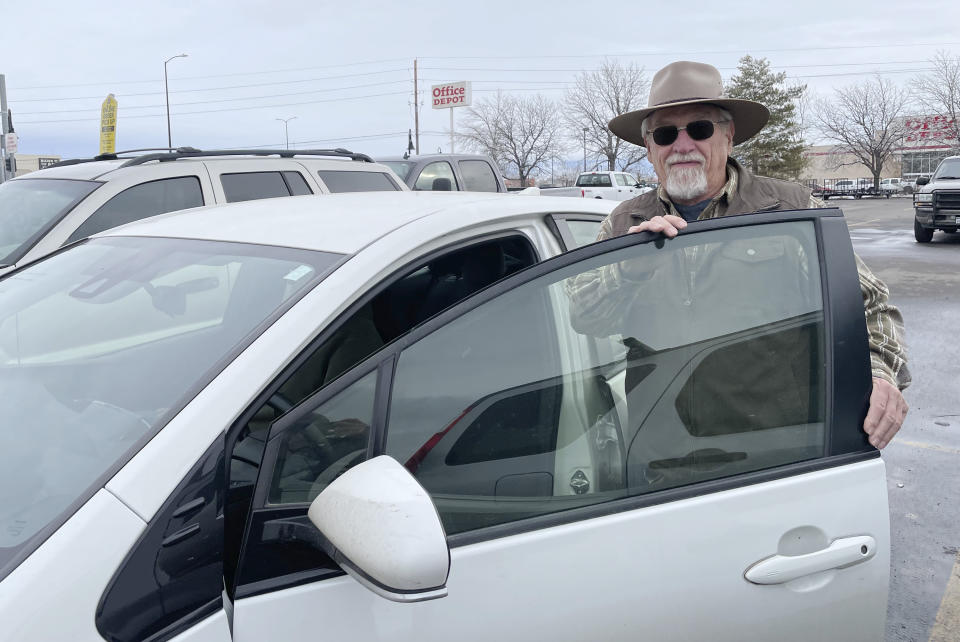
left=649, top=119, right=729, bottom=146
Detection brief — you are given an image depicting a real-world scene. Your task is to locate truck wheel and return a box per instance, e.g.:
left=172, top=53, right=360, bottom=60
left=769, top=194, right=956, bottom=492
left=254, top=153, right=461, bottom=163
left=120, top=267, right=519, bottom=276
left=823, top=194, right=830, bottom=200
left=885, top=193, right=891, bottom=199
left=914, top=219, right=934, bottom=243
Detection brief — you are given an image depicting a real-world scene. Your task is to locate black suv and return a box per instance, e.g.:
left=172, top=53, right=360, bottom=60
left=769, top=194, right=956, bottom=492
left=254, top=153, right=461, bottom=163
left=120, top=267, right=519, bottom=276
left=913, top=155, right=960, bottom=243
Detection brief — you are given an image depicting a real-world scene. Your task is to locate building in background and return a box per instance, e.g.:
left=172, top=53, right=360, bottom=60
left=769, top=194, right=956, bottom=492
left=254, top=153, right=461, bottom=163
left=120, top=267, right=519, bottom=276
left=6, top=153, right=61, bottom=177
left=801, top=116, right=957, bottom=184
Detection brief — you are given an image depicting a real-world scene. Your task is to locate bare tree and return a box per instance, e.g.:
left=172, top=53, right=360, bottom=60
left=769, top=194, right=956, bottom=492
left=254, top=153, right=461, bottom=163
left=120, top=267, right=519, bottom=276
left=815, top=77, right=910, bottom=189
left=565, top=60, right=648, bottom=172
left=458, top=92, right=566, bottom=187
left=910, top=50, right=960, bottom=151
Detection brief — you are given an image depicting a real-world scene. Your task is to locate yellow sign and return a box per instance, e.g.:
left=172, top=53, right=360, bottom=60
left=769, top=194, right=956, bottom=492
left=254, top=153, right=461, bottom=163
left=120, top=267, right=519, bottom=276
left=99, top=94, right=118, bottom=155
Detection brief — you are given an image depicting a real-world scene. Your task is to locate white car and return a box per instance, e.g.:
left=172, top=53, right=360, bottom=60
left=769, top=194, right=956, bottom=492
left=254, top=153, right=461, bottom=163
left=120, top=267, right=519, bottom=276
left=0, top=148, right=407, bottom=276
left=0, top=192, right=889, bottom=641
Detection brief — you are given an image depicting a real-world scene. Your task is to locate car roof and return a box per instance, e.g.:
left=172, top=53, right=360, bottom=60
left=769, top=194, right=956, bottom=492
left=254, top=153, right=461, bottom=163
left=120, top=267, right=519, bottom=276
left=378, top=154, right=493, bottom=162
left=14, top=154, right=394, bottom=183
left=97, top=191, right=614, bottom=254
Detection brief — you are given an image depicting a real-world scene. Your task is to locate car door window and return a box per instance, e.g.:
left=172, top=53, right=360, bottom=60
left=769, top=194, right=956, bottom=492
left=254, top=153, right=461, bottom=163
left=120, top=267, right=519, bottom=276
left=225, top=234, right=538, bottom=594
left=385, top=220, right=829, bottom=535
left=414, top=161, right=458, bottom=191
left=221, top=171, right=292, bottom=203
left=459, top=160, right=499, bottom=192
left=66, top=176, right=203, bottom=243
left=316, top=170, right=400, bottom=193
left=615, top=174, right=629, bottom=186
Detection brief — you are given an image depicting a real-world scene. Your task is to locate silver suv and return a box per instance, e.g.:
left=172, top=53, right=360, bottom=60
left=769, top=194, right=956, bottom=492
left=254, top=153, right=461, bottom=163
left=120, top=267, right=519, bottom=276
left=0, top=148, right=406, bottom=273
left=913, top=155, right=960, bottom=243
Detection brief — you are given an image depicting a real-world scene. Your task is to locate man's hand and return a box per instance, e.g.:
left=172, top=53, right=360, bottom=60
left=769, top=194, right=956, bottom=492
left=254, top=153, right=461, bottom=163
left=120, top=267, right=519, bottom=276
left=864, top=377, right=908, bottom=449
left=627, top=214, right=687, bottom=237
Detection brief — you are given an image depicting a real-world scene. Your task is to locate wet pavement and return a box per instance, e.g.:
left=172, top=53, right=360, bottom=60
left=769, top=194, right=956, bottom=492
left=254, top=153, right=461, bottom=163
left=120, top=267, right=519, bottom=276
left=830, top=197, right=959, bottom=642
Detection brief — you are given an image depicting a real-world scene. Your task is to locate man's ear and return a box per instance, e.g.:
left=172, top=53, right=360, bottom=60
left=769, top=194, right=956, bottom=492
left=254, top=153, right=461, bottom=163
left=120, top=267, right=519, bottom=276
left=727, top=121, right=736, bottom=149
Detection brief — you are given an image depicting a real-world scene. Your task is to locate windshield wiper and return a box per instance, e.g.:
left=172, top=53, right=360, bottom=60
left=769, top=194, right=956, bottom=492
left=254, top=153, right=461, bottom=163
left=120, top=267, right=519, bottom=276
left=936, top=176, right=960, bottom=180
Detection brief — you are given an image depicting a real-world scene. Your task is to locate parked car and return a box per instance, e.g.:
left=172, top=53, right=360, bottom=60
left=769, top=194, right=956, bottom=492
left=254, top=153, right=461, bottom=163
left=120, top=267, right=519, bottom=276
left=822, top=178, right=879, bottom=199
left=879, top=178, right=903, bottom=195
left=0, top=148, right=406, bottom=275
left=0, top=193, right=889, bottom=641
left=544, top=171, right=653, bottom=200
left=913, top=155, right=960, bottom=242
left=378, top=154, right=508, bottom=193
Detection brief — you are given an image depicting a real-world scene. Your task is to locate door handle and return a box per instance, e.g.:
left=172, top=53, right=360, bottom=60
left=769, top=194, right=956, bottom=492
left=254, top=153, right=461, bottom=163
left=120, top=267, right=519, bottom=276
left=744, top=535, right=876, bottom=585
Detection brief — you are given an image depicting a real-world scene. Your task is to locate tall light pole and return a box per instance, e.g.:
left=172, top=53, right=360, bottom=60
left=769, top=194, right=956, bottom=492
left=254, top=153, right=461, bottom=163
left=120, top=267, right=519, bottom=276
left=582, top=127, right=589, bottom=172
left=276, top=116, right=297, bottom=149
left=164, top=53, right=188, bottom=150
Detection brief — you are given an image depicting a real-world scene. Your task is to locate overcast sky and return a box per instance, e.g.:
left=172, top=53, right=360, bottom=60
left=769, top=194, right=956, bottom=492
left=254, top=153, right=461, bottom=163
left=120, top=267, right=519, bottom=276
left=4, top=0, right=959, bottom=163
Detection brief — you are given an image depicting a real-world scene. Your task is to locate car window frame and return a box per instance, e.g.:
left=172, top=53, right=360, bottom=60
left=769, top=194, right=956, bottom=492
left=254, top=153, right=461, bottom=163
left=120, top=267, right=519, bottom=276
left=225, top=230, right=541, bottom=598
left=232, top=208, right=874, bottom=598
left=65, top=175, right=206, bottom=243
left=545, top=213, right=608, bottom=250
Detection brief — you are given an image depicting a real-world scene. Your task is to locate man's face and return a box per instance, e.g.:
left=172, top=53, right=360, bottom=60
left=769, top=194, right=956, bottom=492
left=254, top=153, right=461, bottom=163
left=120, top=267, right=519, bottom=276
left=645, top=105, right=734, bottom=205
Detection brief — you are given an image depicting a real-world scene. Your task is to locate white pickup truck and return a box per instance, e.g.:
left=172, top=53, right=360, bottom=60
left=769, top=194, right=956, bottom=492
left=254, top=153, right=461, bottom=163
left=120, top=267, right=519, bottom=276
left=542, top=171, right=654, bottom=201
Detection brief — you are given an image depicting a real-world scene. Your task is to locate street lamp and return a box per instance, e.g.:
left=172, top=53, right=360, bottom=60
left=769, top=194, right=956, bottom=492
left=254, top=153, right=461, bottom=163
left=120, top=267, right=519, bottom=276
left=582, top=127, right=589, bottom=172
left=276, top=116, right=298, bottom=150
left=164, top=53, right=188, bottom=150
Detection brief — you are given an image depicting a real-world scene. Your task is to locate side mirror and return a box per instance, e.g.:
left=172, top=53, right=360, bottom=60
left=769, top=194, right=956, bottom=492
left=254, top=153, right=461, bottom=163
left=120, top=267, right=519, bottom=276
left=916, top=177, right=930, bottom=186
left=308, top=455, right=450, bottom=602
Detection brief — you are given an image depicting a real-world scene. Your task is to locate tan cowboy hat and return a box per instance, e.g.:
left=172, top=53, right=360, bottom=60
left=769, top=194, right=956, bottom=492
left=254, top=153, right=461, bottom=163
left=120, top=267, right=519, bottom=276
left=608, top=61, right=769, bottom=147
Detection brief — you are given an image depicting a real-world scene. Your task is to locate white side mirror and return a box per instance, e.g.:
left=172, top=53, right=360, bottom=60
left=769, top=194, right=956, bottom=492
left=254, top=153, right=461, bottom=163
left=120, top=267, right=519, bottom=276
left=308, top=455, right=450, bottom=602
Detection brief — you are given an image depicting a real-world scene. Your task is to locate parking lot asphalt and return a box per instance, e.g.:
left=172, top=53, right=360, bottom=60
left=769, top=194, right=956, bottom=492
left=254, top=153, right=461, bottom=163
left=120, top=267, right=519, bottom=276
left=826, top=196, right=959, bottom=642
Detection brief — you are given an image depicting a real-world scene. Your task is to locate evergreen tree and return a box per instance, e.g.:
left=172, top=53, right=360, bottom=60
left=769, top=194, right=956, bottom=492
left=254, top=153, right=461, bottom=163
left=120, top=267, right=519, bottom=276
left=726, top=56, right=809, bottom=180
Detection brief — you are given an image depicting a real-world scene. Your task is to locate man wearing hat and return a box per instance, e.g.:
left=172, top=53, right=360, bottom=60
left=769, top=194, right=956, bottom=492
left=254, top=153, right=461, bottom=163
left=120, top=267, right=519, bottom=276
left=568, top=60, right=909, bottom=449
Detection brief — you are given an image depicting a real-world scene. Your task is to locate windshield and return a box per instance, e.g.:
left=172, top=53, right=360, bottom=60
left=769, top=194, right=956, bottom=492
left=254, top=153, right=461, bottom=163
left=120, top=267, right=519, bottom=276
left=933, top=159, right=960, bottom=180
left=0, top=178, right=101, bottom=266
left=382, top=161, right=414, bottom=181
left=0, top=236, right=342, bottom=578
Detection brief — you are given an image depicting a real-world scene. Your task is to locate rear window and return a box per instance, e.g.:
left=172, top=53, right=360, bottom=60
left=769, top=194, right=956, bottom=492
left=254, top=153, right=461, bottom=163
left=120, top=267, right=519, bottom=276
left=576, top=174, right=612, bottom=187
left=459, top=160, right=500, bottom=192
left=221, top=172, right=291, bottom=203
left=317, top=170, right=400, bottom=193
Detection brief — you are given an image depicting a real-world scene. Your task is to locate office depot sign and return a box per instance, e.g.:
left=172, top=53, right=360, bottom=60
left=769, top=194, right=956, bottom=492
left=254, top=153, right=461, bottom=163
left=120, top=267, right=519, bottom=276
left=431, top=81, right=472, bottom=109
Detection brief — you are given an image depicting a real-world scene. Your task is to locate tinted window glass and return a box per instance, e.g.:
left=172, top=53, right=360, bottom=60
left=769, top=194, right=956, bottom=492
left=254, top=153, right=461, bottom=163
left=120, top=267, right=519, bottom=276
left=221, top=172, right=290, bottom=203
left=566, top=220, right=602, bottom=248
left=268, top=370, right=376, bottom=505
left=0, top=178, right=100, bottom=264
left=316, top=170, right=400, bottom=193
left=414, top=162, right=457, bottom=191
left=67, top=176, right=203, bottom=242
left=386, top=221, right=826, bottom=535
left=382, top=161, right=414, bottom=182
left=282, top=171, right=313, bottom=196
left=459, top=160, right=499, bottom=192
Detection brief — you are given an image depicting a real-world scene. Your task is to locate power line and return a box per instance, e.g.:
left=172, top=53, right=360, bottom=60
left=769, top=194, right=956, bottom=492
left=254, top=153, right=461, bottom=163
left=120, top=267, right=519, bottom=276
left=11, top=57, right=412, bottom=90
left=16, top=80, right=412, bottom=116
left=11, top=68, right=411, bottom=103
left=17, top=90, right=412, bottom=124
left=420, top=42, right=960, bottom=60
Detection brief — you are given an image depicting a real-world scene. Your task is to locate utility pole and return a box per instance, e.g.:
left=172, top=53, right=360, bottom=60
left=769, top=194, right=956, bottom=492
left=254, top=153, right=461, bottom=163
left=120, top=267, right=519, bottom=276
left=0, top=75, right=8, bottom=183
left=413, top=59, right=420, bottom=155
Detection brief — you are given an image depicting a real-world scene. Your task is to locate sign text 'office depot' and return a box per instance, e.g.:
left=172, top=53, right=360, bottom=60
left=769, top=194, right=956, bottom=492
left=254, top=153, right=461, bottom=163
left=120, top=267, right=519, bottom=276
left=431, top=82, right=472, bottom=109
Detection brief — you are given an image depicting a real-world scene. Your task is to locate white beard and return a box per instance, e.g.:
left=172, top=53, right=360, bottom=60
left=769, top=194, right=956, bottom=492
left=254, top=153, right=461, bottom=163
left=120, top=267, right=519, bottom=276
left=664, top=157, right=709, bottom=202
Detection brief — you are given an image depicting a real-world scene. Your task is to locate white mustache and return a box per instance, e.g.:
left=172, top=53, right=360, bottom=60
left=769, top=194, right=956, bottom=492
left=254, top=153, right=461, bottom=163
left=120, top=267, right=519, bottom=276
left=666, top=153, right=705, bottom=166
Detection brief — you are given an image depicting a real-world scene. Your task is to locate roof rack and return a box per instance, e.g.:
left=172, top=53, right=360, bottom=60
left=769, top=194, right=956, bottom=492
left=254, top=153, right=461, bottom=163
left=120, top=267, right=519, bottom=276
left=46, top=147, right=202, bottom=168
left=118, top=148, right=374, bottom=167
left=47, top=147, right=373, bottom=169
